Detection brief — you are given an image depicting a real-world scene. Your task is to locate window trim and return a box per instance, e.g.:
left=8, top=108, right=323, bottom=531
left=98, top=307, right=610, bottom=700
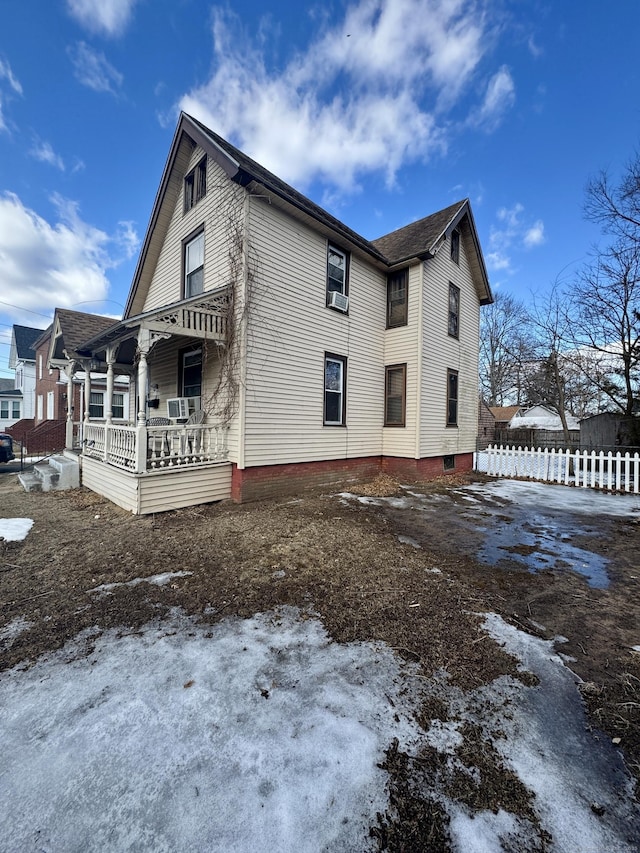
left=451, top=228, right=460, bottom=265
left=326, top=244, right=350, bottom=308
left=324, top=352, right=347, bottom=426
left=446, top=369, right=459, bottom=427
left=448, top=282, right=460, bottom=339
left=182, top=227, right=205, bottom=299
left=184, top=156, right=207, bottom=213
left=386, top=269, right=408, bottom=329
left=384, top=364, right=407, bottom=427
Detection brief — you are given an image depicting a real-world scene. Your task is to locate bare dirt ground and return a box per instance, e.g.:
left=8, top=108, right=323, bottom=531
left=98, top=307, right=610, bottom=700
left=1, top=469, right=638, bottom=850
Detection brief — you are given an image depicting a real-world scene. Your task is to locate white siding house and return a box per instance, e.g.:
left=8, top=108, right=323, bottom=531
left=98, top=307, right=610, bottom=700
left=68, top=113, right=492, bottom=512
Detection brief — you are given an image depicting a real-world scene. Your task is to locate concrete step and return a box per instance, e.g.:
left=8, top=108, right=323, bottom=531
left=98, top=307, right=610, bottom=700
left=18, top=454, right=80, bottom=494
left=18, top=471, right=43, bottom=493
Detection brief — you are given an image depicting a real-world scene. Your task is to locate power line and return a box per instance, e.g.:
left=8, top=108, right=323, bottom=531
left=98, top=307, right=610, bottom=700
left=0, top=300, right=53, bottom=319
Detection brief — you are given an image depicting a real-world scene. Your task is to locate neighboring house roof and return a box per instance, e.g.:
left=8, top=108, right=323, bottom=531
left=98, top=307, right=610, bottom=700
left=9, top=325, right=42, bottom=367
left=50, top=309, right=119, bottom=362
left=0, top=389, right=22, bottom=397
left=489, top=405, right=522, bottom=422
left=124, top=112, right=493, bottom=319
left=510, top=405, right=580, bottom=431
left=0, top=378, right=15, bottom=393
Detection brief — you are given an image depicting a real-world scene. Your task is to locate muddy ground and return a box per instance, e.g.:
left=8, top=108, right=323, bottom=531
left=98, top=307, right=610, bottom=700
left=1, top=469, right=638, bottom=850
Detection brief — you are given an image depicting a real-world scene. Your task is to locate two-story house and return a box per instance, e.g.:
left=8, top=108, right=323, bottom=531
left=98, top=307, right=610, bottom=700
left=68, top=113, right=492, bottom=514
left=8, top=325, right=41, bottom=420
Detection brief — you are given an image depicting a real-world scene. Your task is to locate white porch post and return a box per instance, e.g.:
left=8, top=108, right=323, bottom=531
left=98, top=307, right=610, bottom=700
left=134, top=327, right=171, bottom=471
left=137, top=350, right=148, bottom=425
left=105, top=346, right=115, bottom=424
left=83, top=361, right=92, bottom=424
left=63, top=360, right=77, bottom=450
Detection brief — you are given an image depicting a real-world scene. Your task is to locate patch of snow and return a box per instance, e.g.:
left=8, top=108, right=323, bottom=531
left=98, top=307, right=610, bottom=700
left=423, top=719, right=463, bottom=751
left=88, top=571, right=192, bottom=596
left=0, top=608, right=426, bottom=853
left=478, top=613, right=638, bottom=852
left=0, top=517, right=34, bottom=541
left=450, top=807, right=523, bottom=853
left=466, top=479, right=640, bottom=518
left=397, top=534, right=421, bottom=549
left=425, top=567, right=442, bottom=574
left=0, top=616, right=33, bottom=645
left=631, top=646, right=640, bottom=653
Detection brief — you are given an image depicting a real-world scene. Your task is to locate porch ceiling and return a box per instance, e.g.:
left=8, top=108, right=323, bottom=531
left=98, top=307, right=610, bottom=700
left=78, top=288, right=230, bottom=366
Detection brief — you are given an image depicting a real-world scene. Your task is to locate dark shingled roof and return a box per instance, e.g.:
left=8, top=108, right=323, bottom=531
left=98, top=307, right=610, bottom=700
left=0, top=378, right=17, bottom=393
left=54, top=309, right=119, bottom=359
left=187, top=114, right=388, bottom=264
left=12, top=325, right=42, bottom=361
left=370, top=200, right=467, bottom=264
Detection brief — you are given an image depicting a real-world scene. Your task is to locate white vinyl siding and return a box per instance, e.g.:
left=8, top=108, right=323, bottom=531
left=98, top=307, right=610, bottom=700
left=242, top=197, right=385, bottom=467
left=382, top=263, right=420, bottom=458
left=143, top=149, right=244, bottom=313
left=419, top=226, right=480, bottom=457
left=82, top=456, right=232, bottom=515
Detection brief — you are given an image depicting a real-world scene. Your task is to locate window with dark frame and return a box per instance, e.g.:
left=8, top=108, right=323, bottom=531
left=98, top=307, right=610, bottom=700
left=324, top=353, right=346, bottom=425
left=451, top=228, right=460, bottom=265
left=446, top=369, right=458, bottom=426
left=181, top=348, right=203, bottom=400
left=386, top=269, right=408, bottom=328
left=184, top=231, right=204, bottom=298
left=112, top=393, right=124, bottom=420
left=384, top=364, right=406, bottom=426
left=448, top=283, right=460, bottom=338
left=89, top=391, right=104, bottom=419
left=326, top=244, right=349, bottom=304
left=184, top=157, right=207, bottom=213
left=443, top=454, right=455, bottom=470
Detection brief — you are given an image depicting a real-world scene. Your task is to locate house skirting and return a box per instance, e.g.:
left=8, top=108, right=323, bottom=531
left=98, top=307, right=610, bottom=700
left=82, top=456, right=232, bottom=514
left=231, top=453, right=473, bottom=502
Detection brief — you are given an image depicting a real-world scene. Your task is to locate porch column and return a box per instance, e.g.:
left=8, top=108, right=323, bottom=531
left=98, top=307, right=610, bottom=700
left=137, top=351, right=148, bottom=425
left=63, top=360, right=77, bottom=450
left=136, top=327, right=171, bottom=425
left=105, top=346, right=116, bottom=424
left=83, top=361, right=92, bottom=424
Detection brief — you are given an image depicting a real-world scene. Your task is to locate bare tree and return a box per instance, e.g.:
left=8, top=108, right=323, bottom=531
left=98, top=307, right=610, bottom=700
left=584, top=154, right=640, bottom=246
left=479, top=292, right=532, bottom=406
left=572, top=240, right=640, bottom=416
left=524, top=284, right=576, bottom=445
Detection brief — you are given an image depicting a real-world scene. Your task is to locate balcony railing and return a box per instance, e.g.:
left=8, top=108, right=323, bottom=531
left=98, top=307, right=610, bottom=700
left=83, top=422, right=229, bottom=472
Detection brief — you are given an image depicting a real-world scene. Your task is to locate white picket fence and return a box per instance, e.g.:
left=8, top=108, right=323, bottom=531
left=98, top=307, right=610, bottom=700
left=479, top=444, right=640, bottom=493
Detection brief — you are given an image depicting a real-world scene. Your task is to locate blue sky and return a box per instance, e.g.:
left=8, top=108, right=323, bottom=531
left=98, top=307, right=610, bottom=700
left=1, top=0, right=639, bottom=378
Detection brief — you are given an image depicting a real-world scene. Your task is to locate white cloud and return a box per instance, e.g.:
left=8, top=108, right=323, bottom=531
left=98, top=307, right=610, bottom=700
left=0, top=57, right=23, bottom=133
left=68, top=42, right=123, bottom=94
left=178, top=0, right=510, bottom=193
left=0, top=58, right=22, bottom=95
left=66, top=0, right=137, bottom=37
left=0, top=192, right=137, bottom=323
left=468, top=66, right=515, bottom=131
left=29, top=140, right=65, bottom=171
left=486, top=203, right=545, bottom=273
left=524, top=219, right=545, bottom=248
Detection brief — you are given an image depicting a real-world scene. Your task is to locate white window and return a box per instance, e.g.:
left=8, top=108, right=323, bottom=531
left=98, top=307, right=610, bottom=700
left=38, top=355, right=43, bottom=379
left=0, top=401, right=8, bottom=419
left=12, top=401, right=20, bottom=418
left=184, top=231, right=204, bottom=298
left=37, top=395, right=43, bottom=420
left=112, top=393, right=124, bottom=419
left=89, top=392, right=104, bottom=418
left=326, top=244, right=348, bottom=305
left=324, top=353, right=346, bottom=425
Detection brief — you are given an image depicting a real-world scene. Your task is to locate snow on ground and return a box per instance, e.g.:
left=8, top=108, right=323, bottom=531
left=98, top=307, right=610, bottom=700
left=465, top=478, right=640, bottom=518
left=0, top=608, right=637, bottom=852
left=0, top=616, right=33, bottom=645
left=88, top=571, right=193, bottom=596
left=0, top=517, right=33, bottom=541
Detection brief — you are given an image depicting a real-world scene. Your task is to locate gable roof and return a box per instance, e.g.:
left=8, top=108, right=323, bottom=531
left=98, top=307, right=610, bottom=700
left=50, top=309, right=119, bottom=362
left=0, top=378, right=16, bottom=393
left=124, top=112, right=493, bottom=317
left=489, top=405, right=522, bottom=422
left=10, top=325, right=42, bottom=364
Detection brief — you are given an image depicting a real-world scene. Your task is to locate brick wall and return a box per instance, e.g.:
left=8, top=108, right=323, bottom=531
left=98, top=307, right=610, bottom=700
left=231, top=452, right=474, bottom=502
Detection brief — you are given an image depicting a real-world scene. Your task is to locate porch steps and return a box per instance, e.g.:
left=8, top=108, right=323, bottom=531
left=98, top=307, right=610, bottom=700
left=19, top=454, right=80, bottom=493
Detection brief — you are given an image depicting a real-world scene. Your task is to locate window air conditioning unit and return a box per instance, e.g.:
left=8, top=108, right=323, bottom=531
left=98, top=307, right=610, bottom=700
left=167, top=397, right=190, bottom=419
left=328, top=291, right=349, bottom=312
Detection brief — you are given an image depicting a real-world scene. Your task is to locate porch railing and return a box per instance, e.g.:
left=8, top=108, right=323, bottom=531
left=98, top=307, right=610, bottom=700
left=83, top=422, right=229, bottom=472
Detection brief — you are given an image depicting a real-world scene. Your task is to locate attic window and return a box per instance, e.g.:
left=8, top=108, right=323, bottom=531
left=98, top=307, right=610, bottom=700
left=184, top=157, right=207, bottom=212
left=451, top=229, right=460, bottom=265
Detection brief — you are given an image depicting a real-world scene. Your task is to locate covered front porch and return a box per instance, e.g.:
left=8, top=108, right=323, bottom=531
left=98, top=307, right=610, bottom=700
left=60, top=289, right=235, bottom=514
